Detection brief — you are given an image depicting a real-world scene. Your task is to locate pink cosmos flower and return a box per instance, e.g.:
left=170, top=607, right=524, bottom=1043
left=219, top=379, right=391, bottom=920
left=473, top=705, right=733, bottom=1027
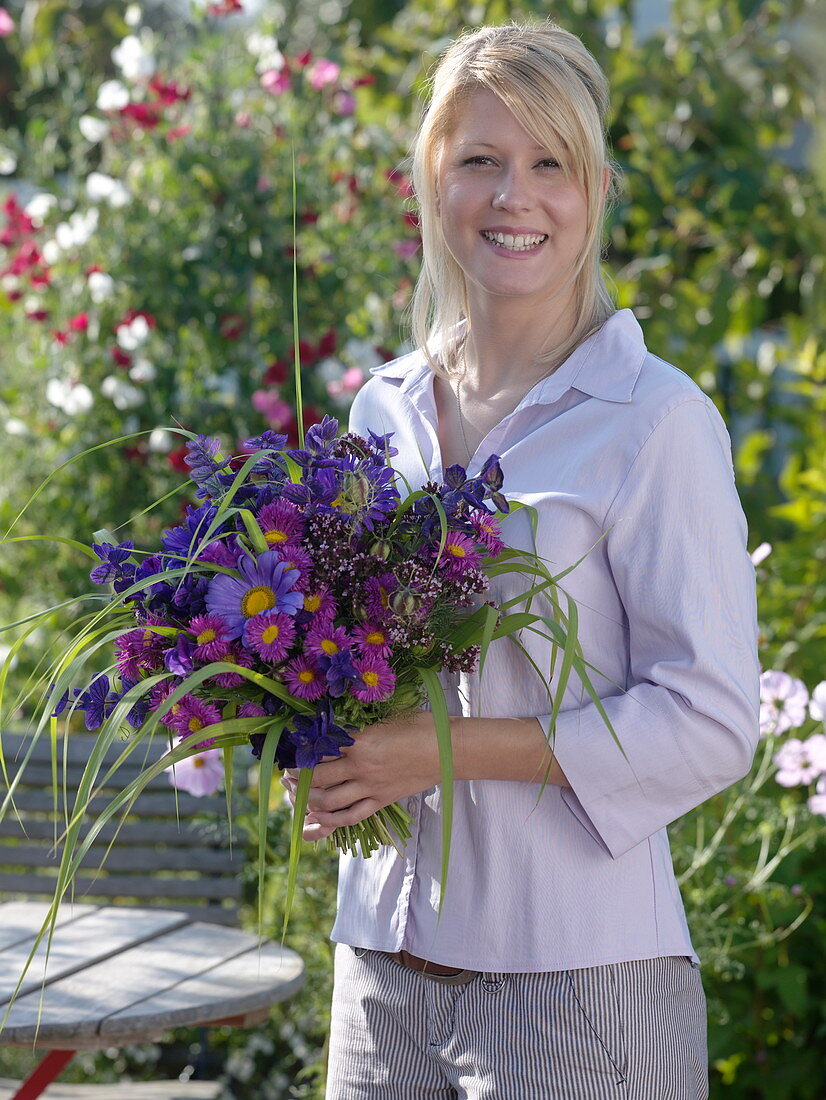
left=808, top=776, right=826, bottom=816
left=0, top=8, right=15, bottom=36
left=773, top=734, right=826, bottom=786
left=759, top=669, right=809, bottom=736
left=166, top=748, right=223, bottom=797
left=242, top=610, right=295, bottom=662
left=261, top=68, right=291, bottom=95
left=350, top=654, right=396, bottom=703
left=308, top=58, right=340, bottom=90
left=283, top=655, right=326, bottom=701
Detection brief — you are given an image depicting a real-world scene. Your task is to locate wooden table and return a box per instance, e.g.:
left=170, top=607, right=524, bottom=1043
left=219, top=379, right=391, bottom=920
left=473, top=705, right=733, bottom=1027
left=0, top=901, right=305, bottom=1099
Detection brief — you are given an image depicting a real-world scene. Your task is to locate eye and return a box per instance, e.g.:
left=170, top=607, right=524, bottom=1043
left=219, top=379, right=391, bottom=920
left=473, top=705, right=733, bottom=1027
left=462, top=155, right=496, bottom=167
left=535, top=158, right=561, bottom=170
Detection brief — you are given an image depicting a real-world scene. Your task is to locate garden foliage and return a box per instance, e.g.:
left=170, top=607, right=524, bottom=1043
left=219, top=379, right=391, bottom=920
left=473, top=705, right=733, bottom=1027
left=1, top=0, right=824, bottom=1096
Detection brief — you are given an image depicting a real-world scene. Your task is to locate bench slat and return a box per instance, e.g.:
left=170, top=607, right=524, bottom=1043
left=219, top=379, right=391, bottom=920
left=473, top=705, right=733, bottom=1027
left=0, top=872, right=242, bottom=901
left=0, top=1078, right=223, bottom=1099
left=0, top=818, right=228, bottom=846
left=0, top=844, right=240, bottom=875
left=2, top=790, right=228, bottom=816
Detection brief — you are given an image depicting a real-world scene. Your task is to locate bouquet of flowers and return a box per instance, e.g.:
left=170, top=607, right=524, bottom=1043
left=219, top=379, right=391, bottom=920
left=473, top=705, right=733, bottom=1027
left=14, top=413, right=610, bottom=927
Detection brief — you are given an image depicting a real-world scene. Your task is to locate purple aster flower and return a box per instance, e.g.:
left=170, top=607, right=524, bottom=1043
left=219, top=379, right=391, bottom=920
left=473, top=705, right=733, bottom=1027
left=304, top=620, right=354, bottom=663
left=283, top=655, right=327, bottom=701
left=350, top=654, right=396, bottom=703
left=470, top=509, right=505, bottom=556
left=238, top=702, right=268, bottom=719
left=243, top=610, right=296, bottom=662
left=206, top=550, right=304, bottom=639
left=167, top=694, right=221, bottom=747
left=353, top=622, right=392, bottom=658
left=435, top=531, right=482, bottom=577
left=298, top=586, right=337, bottom=622
left=275, top=544, right=313, bottom=590
left=199, top=537, right=242, bottom=570
left=77, top=674, right=119, bottom=731
left=364, top=573, right=397, bottom=620
left=210, top=645, right=255, bottom=688
left=276, top=698, right=355, bottom=770
left=190, top=613, right=232, bottom=662
left=256, top=500, right=305, bottom=549
left=115, top=626, right=166, bottom=680
left=90, top=541, right=136, bottom=587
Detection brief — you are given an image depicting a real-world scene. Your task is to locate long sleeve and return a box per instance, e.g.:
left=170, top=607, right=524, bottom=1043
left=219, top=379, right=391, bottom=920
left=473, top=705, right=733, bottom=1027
left=546, top=397, right=760, bottom=858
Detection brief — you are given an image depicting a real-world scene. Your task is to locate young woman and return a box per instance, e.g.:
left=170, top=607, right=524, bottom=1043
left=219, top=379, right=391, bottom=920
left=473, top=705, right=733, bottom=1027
left=284, top=21, right=759, bottom=1099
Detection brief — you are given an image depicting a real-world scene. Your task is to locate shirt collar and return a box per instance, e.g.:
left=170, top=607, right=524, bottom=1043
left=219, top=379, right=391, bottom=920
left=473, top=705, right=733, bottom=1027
left=369, top=309, right=647, bottom=407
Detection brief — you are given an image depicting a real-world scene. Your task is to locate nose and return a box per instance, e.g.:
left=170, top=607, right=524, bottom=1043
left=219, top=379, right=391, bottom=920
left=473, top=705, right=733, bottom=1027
left=492, top=166, right=533, bottom=212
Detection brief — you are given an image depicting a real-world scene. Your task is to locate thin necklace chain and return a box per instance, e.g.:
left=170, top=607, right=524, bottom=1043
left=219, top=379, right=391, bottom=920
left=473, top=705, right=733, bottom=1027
left=454, top=376, right=475, bottom=465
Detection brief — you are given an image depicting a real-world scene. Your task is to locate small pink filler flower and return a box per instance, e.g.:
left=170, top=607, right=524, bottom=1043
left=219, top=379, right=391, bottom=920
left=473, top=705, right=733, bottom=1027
left=759, top=670, right=809, bottom=736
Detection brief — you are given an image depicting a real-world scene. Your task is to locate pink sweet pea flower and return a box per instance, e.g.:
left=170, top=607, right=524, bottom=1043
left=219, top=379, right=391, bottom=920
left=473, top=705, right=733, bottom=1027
left=252, top=389, right=292, bottom=429
left=166, top=748, right=223, bottom=797
left=0, top=8, right=15, bottom=36
left=759, top=670, right=809, bottom=736
left=309, top=58, right=340, bottom=90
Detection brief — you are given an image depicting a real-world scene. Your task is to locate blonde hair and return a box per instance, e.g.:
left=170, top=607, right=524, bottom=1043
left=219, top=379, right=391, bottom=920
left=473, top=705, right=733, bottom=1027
left=409, top=21, right=619, bottom=377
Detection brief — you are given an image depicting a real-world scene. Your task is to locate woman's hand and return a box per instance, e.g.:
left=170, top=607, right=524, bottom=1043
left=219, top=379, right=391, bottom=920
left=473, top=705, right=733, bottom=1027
left=280, top=710, right=440, bottom=842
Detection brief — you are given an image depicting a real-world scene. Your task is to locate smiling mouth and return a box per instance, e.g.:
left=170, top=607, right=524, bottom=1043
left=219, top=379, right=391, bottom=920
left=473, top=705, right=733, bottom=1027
left=481, top=230, right=548, bottom=252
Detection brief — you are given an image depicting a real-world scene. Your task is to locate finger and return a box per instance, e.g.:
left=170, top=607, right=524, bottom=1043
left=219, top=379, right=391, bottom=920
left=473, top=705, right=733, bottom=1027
left=306, top=781, right=361, bottom=814
left=307, top=798, right=379, bottom=829
left=302, top=820, right=337, bottom=842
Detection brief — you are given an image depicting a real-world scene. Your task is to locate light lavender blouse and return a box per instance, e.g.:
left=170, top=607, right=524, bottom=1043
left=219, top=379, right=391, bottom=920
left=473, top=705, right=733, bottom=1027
left=330, top=309, right=760, bottom=973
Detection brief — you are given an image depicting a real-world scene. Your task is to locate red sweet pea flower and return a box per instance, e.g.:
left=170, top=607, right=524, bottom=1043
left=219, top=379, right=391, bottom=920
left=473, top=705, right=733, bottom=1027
left=167, top=445, right=190, bottom=474
left=26, top=308, right=49, bottom=322
left=317, top=329, right=337, bottom=357
left=219, top=313, right=246, bottom=340
left=120, top=102, right=162, bottom=129
left=68, top=312, right=90, bottom=332
left=149, top=77, right=190, bottom=104
left=207, top=0, right=243, bottom=15
left=261, top=68, right=290, bottom=96
left=112, top=347, right=133, bottom=368
left=263, top=359, right=289, bottom=386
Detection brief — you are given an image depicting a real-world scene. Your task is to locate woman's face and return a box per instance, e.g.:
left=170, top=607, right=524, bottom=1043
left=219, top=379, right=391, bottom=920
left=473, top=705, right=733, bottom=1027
left=436, top=88, right=590, bottom=317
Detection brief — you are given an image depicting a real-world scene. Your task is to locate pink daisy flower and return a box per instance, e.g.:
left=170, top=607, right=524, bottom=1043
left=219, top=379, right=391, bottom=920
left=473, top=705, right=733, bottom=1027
left=243, top=610, right=296, bottom=662
left=257, top=500, right=304, bottom=548
left=436, top=531, right=481, bottom=577
left=350, top=654, right=396, bottom=703
left=189, top=612, right=232, bottom=662
left=353, top=622, right=392, bottom=658
left=470, top=510, right=505, bottom=556
left=283, top=655, right=327, bottom=701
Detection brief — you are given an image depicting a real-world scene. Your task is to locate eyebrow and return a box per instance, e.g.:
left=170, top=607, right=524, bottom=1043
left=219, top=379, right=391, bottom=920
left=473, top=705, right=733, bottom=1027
left=456, top=140, right=551, bottom=152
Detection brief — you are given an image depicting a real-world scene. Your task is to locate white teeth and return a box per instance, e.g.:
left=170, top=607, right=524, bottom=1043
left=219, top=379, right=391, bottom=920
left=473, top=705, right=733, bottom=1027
left=482, top=230, right=547, bottom=251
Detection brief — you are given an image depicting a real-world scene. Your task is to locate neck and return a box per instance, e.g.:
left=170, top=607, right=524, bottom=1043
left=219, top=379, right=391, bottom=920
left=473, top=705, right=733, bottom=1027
left=459, top=288, right=578, bottom=400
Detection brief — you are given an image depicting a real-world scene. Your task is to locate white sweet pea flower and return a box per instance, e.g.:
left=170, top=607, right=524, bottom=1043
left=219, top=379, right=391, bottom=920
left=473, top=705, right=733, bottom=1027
left=86, top=172, right=130, bottom=208
left=116, top=315, right=150, bottom=350
left=0, top=147, right=17, bottom=175
left=148, top=428, right=174, bottom=452
left=41, top=239, right=61, bottom=264
left=112, top=34, right=156, bottom=82
left=88, top=270, right=115, bottom=303
left=129, top=357, right=156, bottom=383
left=125, top=3, right=143, bottom=27
left=343, top=338, right=383, bottom=372
left=750, top=542, right=772, bottom=566
left=46, top=378, right=94, bottom=416
left=101, top=375, right=145, bottom=410
left=4, top=418, right=28, bottom=436
left=246, top=32, right=284, bottom=72
left=79, top=115, right=110, bottom=143
left=96, top=79, right=130, bottom=111
left=54, top=208, right=99, bottom=250
left=24, top=192, right=58, bottom=225
left=810, top=682, right=826, bottom=725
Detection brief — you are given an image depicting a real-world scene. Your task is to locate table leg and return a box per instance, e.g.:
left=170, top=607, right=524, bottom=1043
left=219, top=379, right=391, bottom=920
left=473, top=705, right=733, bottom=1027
left=12, top=1049, right=76, bottom=1100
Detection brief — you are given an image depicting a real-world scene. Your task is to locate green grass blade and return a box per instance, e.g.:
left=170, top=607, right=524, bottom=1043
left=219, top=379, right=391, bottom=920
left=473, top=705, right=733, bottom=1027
left=416, top=666, right=453, bottom=914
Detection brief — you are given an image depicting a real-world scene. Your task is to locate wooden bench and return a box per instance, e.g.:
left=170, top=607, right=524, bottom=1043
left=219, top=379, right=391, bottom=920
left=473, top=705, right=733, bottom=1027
left=0, top=729, right=293, bottom=1099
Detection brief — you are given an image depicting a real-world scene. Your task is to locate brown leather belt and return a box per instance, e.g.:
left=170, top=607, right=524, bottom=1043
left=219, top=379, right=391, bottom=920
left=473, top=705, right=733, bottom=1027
left=391, top=949, right=475, bottom=980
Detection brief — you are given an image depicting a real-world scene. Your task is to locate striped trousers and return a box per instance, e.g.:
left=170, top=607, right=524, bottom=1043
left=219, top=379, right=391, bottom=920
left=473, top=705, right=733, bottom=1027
left=325, top=946, right=709, bottom=1099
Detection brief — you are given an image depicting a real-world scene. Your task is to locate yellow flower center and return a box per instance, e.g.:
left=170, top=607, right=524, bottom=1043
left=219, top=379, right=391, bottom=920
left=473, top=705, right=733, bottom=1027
left=321, top=639, right=338, bottom=655
left=447, top=544, right=466, bottom=558
left=261, top=624, right=280, bottom=644
left=298, top=669, right=316, bottom=684
left=142, top=629, right=155, bottom=646
left=365, top=630, right=385, bottom=645
left=304, top=593, right=321, bottom=612
left=378, top=586, right=389, bottom=609
left=188, top=716, right=205, bottom=733
left=197, top=628, right=217, bottom=645
left=362, top=671, right=379, bottom=687
left=264, top=528, right=288, bottom=544
left=193, top=756, right=205, bottom=768
left=241, top=585, right=277, bottom=618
